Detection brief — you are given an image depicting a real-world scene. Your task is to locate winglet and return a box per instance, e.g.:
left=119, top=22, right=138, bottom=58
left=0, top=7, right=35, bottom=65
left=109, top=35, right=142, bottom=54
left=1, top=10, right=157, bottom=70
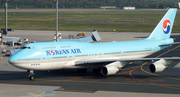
left=10, top=49, right=20, bottom=56
left=91, top=30, right=101, bottom=41
left=58, top=30, right=101, bottom=42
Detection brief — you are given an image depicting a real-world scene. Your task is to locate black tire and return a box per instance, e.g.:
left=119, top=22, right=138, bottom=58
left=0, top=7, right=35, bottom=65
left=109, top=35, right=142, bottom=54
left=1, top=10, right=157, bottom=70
left=29, top=75, right=35, bottom=81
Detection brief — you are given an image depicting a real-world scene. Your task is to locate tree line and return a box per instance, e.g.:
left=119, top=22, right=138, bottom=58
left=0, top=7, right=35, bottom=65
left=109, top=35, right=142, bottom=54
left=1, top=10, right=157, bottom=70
left=0, top=0, right=179, bottom=9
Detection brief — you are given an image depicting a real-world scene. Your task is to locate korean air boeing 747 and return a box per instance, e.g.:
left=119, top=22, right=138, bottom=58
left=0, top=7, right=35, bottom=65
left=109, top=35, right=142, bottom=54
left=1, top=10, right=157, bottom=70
left=8, top=8, right=180, bottom=80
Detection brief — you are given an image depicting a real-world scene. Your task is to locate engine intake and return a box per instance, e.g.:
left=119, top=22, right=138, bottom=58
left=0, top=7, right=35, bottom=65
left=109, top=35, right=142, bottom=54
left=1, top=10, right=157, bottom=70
left=149, top=63, right=167, bottom=73
left=149, top=59, right=172, bottom=73
left=101, top=61, right=128, bottom=76
left=101, top=65, right=119, bottom=76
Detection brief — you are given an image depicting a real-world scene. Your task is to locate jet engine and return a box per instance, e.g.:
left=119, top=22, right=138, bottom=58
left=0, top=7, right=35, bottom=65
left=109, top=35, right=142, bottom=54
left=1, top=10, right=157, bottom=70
left=101, top=65, right=119, bottom=76
left=101, top=61, right=128, bottom=76
left=149, top=59, right=173, bottom=73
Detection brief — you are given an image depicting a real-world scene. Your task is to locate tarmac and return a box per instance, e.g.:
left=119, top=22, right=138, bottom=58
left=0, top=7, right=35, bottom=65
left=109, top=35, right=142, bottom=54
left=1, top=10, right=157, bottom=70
left=0, top=30, right=180, bottom=97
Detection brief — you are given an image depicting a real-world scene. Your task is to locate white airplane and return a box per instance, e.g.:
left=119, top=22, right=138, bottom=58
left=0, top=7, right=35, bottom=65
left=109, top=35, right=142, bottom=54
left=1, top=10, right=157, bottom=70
left=8, top=8, right=180, bottom=80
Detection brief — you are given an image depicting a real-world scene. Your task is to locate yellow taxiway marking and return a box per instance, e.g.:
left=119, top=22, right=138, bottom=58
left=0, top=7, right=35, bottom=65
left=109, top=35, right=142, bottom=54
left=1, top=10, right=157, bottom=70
left=34, top=92, right=45, bottom=97
left=122, top=65, right=140, bottom=71
left=141, top=62, right=180, bottom=80
left=141, top=45, right=180, bottom=81
left=156, top=45, right=180, bottom=58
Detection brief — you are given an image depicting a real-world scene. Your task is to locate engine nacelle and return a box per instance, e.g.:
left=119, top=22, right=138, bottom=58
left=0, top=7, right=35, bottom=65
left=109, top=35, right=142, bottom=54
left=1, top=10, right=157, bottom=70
left=149, top=63, right=167, bottom=73
left=101, top=61, right=128, bottom=76
left=101, top=65, right=119, bottom=76
left=149, top=59, right=172, bottom=73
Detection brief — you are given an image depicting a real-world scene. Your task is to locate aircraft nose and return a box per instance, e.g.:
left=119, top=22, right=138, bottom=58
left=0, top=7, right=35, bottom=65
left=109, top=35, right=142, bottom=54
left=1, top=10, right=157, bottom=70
left=8, top=54, right=26, bottom=69
left=8, top=55, right=17, bottom=67
left=9, top=55, right=16, bottom=62
left=8, top=55, right=18, bottom=65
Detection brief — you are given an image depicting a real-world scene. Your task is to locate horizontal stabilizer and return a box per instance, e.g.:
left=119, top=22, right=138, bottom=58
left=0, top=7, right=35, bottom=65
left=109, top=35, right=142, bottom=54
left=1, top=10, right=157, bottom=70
left=159, top=42, right=180, bottom=46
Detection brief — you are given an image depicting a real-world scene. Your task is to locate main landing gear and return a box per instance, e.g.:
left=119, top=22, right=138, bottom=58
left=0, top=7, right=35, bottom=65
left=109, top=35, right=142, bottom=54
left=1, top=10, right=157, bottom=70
left=28, top=70, right=34, bottom=81
left=93, top=68, right=101, bottom=74
left=77, top=69, right=87, bottom=73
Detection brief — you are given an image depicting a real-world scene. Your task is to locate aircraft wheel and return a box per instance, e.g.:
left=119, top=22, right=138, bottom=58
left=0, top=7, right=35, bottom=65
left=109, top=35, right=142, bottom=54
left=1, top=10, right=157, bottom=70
left=28, top=70, right=35, bottom=81
left=29, top=75, right=35, bottom=81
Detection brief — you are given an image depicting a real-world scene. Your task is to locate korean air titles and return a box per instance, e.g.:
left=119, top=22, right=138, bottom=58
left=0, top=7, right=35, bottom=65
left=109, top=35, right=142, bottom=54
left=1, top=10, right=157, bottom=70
left=46, top=48, right=81, bottom=55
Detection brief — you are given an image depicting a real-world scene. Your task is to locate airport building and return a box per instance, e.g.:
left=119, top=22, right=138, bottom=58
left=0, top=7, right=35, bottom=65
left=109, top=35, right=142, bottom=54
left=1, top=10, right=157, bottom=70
left=119, top=7, right=135, bottom=10
left=100, top=6, right=116, bottom=10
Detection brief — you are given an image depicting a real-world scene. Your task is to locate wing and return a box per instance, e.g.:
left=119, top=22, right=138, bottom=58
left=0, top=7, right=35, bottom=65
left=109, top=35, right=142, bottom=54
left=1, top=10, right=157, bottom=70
left=10, top=49, right=20, bottom=56
left=59, top=30, right=101, bottom=43
left=75, top=57, right=180, bottom=65
left=75, top=57, right=180, bottom=76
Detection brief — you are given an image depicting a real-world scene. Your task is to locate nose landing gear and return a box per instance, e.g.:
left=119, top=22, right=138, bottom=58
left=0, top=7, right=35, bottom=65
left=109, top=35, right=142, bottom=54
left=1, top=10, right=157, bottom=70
left=28, top=70, right=35, bottom=81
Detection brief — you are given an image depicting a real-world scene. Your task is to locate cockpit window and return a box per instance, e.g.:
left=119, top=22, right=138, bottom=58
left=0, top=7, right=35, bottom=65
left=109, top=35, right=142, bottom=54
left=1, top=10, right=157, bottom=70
left=22, top=46, right=31, bottom=49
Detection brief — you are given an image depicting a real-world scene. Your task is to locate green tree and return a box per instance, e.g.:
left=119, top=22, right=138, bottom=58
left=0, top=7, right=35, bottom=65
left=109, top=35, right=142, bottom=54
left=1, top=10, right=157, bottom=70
left=0, top=0, right=178, bottom=9
left=153, top=3, right=159, bottom=8
left=158, top=2, right=167, bottom=8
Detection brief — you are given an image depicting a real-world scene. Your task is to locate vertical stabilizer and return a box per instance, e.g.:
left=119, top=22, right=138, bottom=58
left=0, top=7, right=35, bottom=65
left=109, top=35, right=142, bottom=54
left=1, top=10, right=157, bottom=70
left=147, top=8, right=177, bottom=40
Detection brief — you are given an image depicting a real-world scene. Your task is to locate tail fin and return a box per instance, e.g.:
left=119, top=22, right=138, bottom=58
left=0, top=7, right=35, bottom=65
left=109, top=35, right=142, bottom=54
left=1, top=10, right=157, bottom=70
left=147, top=8, right=177, bottom=40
